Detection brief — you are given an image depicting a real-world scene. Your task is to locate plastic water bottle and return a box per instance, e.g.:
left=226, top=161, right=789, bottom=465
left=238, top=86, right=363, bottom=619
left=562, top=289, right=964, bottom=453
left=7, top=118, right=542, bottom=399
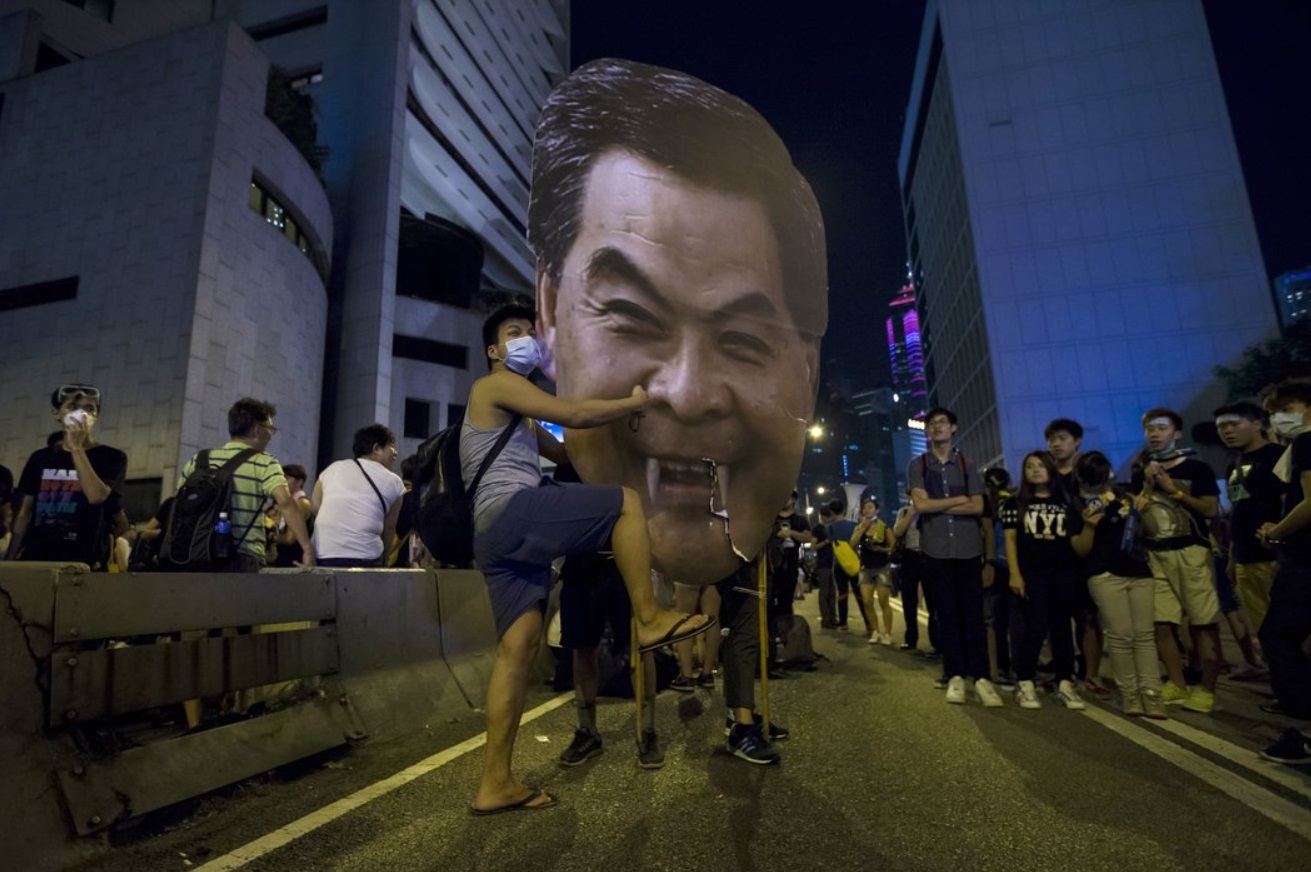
left=213, top=511, right=233, bottom=561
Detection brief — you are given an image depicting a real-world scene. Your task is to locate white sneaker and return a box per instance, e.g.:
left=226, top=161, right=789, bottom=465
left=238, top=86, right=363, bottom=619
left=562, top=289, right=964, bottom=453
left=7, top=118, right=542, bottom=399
left=1057, top=679, right=1087, bottom=710
left=1015, top=680, right=1041, bottom=709
left=868, top=632, right=879, bottom=645
left=974, top=678, right=1004, bottom=707
left=879, top=632, right=891, bottom=645
left=945, top=675, right=967, bottom=704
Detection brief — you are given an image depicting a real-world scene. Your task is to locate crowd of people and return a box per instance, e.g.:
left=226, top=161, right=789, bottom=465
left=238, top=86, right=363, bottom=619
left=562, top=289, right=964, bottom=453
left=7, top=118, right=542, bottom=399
left=0, top=385, right=414, bottom=575
left=793, top=391, right=1311, bottom=769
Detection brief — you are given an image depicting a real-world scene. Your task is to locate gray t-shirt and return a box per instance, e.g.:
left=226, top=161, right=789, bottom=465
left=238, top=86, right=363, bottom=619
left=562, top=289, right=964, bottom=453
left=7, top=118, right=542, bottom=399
left=460, top=418, right=542, bottom=534
left=906, top=449, right=985, bottom=560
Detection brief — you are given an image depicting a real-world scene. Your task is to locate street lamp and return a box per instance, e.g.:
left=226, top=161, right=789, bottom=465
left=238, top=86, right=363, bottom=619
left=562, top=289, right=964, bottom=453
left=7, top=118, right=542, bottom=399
left=816, top=486, right=826, bottom=495
left=808, top=424, right=824, bottom=439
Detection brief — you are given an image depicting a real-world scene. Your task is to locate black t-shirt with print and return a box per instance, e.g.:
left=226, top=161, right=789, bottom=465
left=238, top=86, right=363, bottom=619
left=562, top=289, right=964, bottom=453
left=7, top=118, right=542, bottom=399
left=812, top=522, right=833, bottom=569
left=16, top=443, right=126, bottom=568
left=1281, top=434, right=1311, bottom=563
left=1130, top=457, right=1220, bottom=549
left=1226, top=443, right=1286, bottom=564
left=999, top=494, right=1084, bottom=577
left=1080, top=492, right=1152, bottom=579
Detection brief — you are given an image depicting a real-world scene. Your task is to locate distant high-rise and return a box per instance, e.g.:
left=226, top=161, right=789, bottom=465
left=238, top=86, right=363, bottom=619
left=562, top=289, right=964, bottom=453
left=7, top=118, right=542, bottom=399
left=886, top=282, right=927, bottom=495
left=1274, top=267, right=1311, bottom=328
left=899, top=0, right=1277, bottom=471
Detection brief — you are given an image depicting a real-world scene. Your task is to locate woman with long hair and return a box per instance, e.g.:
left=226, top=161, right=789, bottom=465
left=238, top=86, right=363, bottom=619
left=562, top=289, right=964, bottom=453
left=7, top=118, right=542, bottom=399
left=1073, top=451, right=1166, bottom=718
left=1002, top=451, right=1093, bottom=709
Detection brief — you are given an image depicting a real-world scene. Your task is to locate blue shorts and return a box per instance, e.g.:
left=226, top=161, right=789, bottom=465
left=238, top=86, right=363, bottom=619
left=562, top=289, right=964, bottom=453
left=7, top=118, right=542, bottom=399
left=474, top=479, right=624, bottom=637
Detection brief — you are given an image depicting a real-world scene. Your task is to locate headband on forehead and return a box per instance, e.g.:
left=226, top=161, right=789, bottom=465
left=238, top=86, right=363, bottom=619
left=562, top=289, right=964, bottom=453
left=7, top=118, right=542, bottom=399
left=1146, top=416, right=1175, bottom=429
left=1214, top=414, right=1244, bottom=426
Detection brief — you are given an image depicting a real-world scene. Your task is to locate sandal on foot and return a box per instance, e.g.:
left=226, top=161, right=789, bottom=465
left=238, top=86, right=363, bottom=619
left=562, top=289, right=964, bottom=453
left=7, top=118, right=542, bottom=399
left=638, top=614, right=717, bottom=654
left=470, top=788, right=558, bottom=816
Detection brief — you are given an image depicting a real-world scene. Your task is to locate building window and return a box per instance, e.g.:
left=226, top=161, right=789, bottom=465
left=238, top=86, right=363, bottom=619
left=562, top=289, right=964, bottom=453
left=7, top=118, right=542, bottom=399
left=404, top=398, right=432, bottom=440
left=392, top=334, right=468, bottom=369
left=247, top=179, right=320, bottom=273
left=0, top=276, right=78, bottom=313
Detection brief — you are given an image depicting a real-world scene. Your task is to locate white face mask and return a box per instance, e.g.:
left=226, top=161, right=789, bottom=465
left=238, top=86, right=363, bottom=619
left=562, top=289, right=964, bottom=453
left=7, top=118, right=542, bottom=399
left=501, top=335, right=541, bottom=375
left=1272, top=411, right=1307, bottom=439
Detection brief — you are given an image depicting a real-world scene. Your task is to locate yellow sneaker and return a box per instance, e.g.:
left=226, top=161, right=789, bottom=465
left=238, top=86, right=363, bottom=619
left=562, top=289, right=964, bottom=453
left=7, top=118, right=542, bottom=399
left=1182, top=688, right=1215, bottom=713
left=1161, top=682, right=1190, bottom=706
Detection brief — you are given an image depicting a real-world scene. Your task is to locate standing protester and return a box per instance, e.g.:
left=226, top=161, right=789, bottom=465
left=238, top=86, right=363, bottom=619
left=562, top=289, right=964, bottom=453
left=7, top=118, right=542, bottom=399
left=176, top=398, right=314, bottom=572
left=6, top=384, right=126, bottom=570
left=1002, top=452, right=1091, bottom=710
left=768, top=490, right=813, bottom=627
left=1046, top=417, right=1106, bottom=696
left=311, top=425, right=405, bottom=568
left=828, top=501, right=860, bottom=632
left=981, top=467, right=1016, bottom=687
left=462, top=302, right=712, bottom=814
left=893, top=501, right=936, bottom=653
left=811, top=503, right=839, bottom=630
left=908, top=407, right=999, bottom=707
left=1131, top=408, right=1223, bottom=713
left=1255, top=380, right=1311, bottom=764
left=853, top=497, right=896, bottom=645
left=1074, top=452, right=1166, bottom=718
left=1216, top=402, right=1284, bottom=643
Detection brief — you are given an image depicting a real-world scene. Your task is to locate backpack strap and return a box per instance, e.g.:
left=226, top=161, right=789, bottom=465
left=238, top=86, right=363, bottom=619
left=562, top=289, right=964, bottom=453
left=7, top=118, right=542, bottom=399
left=354, top=458, right=388, bottom=515
left=468, top=414, right=524, bottom=497
left=216, top=448, right=264, bottom=546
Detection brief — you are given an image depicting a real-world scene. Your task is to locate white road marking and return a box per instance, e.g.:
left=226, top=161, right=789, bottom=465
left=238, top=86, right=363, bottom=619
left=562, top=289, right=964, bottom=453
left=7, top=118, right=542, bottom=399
left=197, top=692, right=575, bottom=871
left=1083, top=705, right=1311, bottom=841
left=890, top=585, right=1311, bottom=829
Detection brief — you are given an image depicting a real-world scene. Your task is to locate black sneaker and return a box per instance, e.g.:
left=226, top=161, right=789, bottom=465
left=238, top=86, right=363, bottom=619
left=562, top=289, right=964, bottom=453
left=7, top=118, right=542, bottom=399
left=727, top=723, right=780, bottom=765
left=697, top=671, right=716, bottom=689
left=669, top=675, right=697, bottom=693
left=1260, top=729, right=1311, bottom=765
left=1259, top=698, right=1286, bottom=715
left=637, top=730, right=665, bottom=769
left=723, top=713, right=790, bottom=740
left=559, top=728, right=603, bottom=767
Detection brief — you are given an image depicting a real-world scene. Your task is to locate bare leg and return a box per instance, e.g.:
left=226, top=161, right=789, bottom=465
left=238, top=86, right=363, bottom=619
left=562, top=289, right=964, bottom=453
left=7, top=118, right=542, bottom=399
left=1193, top=624, right=1222, bottom=692
left=878, top=586, right=894, bottom=638
left=610, top=487, right=711, bottom=647
left=859, top=584, right=879, bottom=636
left=1156, top=622, right=1187, bottom=688
left=1083, top=616, right=1105, bottom=685
left=474, top=610, right=552, bottom=811
left=573, top=648, right=598, bottom=712
left=1226, top=609, right=1265, bottom=668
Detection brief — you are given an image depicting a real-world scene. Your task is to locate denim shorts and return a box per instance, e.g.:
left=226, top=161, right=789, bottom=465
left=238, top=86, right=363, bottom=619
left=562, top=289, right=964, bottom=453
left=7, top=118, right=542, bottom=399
left=474, top=479, right=624, bottom=637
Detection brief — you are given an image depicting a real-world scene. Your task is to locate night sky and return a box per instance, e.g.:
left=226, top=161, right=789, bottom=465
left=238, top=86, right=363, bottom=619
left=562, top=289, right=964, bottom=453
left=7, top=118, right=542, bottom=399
left=570, top=1, right=1311, bottom=387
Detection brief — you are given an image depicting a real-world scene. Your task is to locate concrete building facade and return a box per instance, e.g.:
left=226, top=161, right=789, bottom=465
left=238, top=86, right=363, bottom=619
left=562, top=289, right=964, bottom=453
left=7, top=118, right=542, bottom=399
left=899, top=0, right=1277, bottom=472
left=0, top=0, right=566, bottom=514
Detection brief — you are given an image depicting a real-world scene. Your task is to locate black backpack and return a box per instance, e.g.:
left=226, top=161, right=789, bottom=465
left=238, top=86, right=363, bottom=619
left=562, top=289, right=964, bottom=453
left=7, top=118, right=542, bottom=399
left=414, top=415, right=521, bottom=566
left=159, top=448, right=259, bottom=570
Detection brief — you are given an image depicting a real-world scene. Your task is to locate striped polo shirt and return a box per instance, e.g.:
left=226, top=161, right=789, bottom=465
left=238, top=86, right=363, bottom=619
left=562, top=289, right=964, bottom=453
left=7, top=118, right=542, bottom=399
left=178, top=441, right=287, bottom=560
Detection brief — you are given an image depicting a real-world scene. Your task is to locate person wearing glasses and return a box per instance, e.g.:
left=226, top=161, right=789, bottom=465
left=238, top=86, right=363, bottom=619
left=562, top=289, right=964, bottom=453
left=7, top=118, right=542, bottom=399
left=176, top=397, right=314, bottom=571
left=6, top=383, right=126, bottom=569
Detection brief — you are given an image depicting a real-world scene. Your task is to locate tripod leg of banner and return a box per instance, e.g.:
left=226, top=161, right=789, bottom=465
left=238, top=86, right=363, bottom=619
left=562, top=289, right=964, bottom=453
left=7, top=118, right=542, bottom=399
left=757, top=557, right=771, bottom=735
left=631, top=616, right=643, bottom=746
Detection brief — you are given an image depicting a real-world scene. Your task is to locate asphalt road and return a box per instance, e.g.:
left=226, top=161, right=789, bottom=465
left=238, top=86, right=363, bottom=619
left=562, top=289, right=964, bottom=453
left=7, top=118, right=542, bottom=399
left=78, top=593, right=1311, bottom=872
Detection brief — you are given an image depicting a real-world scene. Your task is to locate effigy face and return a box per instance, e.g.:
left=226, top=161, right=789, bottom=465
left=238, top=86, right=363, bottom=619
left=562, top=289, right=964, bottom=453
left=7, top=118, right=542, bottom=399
left=530, top=59, right=828, bottom=585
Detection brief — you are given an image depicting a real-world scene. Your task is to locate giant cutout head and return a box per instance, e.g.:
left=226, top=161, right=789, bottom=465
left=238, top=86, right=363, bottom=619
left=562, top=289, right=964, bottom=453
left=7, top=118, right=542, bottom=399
left=531, top=59, right=828, bottom=585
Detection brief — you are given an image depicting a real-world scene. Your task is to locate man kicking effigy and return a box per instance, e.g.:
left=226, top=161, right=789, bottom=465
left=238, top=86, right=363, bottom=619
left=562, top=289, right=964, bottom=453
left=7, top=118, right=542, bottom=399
left=466, top=300, right=714, bottom=815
